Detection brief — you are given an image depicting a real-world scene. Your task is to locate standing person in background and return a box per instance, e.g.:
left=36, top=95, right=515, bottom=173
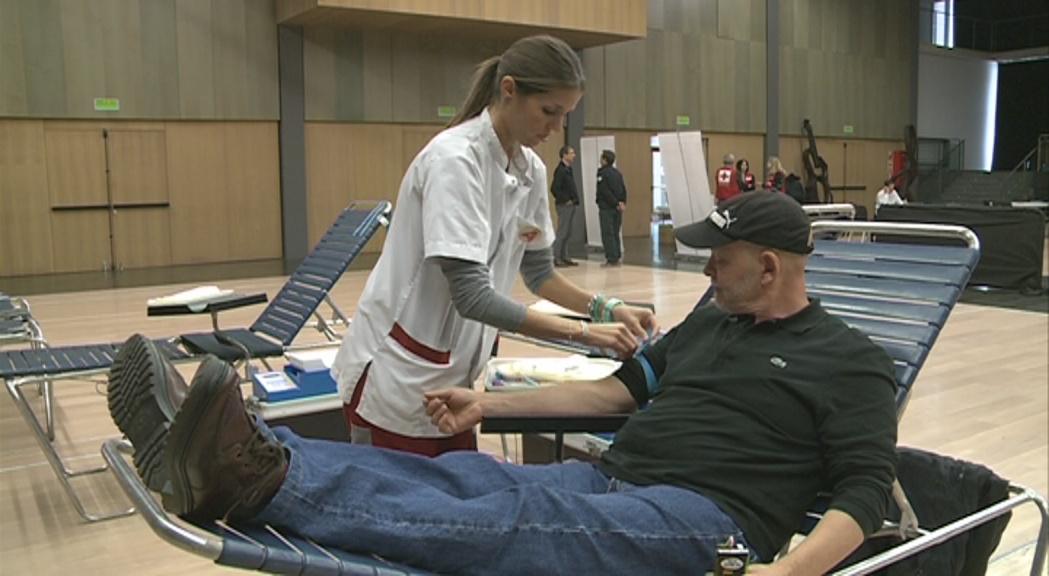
left=764, top=156, right=787, bottom=194
left=328, top=35, right=657, bottom=457
left=715, top=153, right=740, bottom=202
left=550, top=145, right=580, bottom=267
left=875, top=179, right=906, bottom=213
left=736, top=158, right=756, bottom=192
left=596, top=149, right=627, bottom=267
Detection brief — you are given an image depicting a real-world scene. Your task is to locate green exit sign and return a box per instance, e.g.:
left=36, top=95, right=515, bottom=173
left=675, top=115, right=691, bottom=127
left=843, top=124, right=854, bottom=134
left=437, top=105, right=456, bottom=118
left=94, top=98, right=120, bottom=111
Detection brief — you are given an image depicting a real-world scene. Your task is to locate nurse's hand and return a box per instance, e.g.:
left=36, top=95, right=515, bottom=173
left=424, top=388, right=482, bottom=434
left=585, top=322, right=640, bottom=359
left=611, top=304, right=660, bottom=340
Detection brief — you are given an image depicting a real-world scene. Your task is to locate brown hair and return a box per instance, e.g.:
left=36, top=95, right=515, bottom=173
left=449, top=35, right=585, bottom=126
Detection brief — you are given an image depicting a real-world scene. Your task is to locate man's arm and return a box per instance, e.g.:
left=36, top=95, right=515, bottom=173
left=749, top=510, right=864, bottom=575
left=423, top=377, right=638, bottom=435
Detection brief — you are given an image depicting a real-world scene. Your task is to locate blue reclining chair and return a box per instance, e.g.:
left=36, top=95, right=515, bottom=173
left=97, top=220, right=1046, bottom=575
left=0, top=202, right=390, bottom=523
left=482, top=220, right=1048, bottom=575
left=177, top=201, right=391, bottom=370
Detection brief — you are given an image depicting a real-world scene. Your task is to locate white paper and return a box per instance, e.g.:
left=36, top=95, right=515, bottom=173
left=147, top=285, right=233, bottom=307
left=487, top=356, right=622, bottom=383
left=285, top=348, right=340, bottom=371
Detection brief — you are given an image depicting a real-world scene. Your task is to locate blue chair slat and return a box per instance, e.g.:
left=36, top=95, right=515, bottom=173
left=807, top=256, right=971, bottom=287
left=279, top=282, right=327, bottom=307
left=208, top=521, right=429, bottom=575
left=0, top=350, right=32, bottom=376
left=155, top=338, right=193, bottom=361
left=805, top=272, right=957, bottom=304
left=812, top=240, right=979, bottom=268
left=252, top=309, right=307, bottom=345
left=836, top=315, right=939, bottom=345
left=872, top=339, right=928, bottom=368
left=895, top=365, right=919, bottom=396
left=813, top=292, right=949, bottom=326
left=291, top=265, right=345, bottom=288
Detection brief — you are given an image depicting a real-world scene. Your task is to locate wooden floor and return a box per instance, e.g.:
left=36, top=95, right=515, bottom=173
left=0, top=260, right=1046, bottom=575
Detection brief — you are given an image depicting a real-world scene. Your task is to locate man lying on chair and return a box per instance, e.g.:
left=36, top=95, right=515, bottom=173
left=109, top=192, right=897, bottom=576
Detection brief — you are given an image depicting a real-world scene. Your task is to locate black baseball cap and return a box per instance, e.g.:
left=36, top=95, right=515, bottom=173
left=674, top=192, right=814, bottom=254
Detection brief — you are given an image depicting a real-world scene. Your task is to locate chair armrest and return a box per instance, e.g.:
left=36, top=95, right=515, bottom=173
left=481, top=414, right=630, bottom=462
left=480, top=414, right=630, bottom=435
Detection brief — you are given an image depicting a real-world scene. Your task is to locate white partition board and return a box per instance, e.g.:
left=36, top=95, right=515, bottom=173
left=657, top=131, right=714, bottom=259
left=579, top=136, right=615, bottom=251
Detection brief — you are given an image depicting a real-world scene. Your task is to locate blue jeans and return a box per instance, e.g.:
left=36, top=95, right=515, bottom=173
left=257, top=427, right=751, bottom=575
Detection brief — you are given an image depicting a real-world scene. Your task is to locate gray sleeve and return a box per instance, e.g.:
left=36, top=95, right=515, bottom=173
left=435, top=257, right=527, bottom=332
left=519, top=248, right=555, bottom=293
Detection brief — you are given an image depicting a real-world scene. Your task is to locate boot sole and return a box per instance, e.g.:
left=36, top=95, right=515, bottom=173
left=162, top=356, right=238, bottom=517
left=107, top=334, right=177, bottom=492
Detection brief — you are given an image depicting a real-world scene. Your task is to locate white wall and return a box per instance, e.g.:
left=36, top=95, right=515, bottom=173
left=917, top=47, right=998, bottom=171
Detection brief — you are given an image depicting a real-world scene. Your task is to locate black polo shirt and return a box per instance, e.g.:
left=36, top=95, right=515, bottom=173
left=597, top=300, right=897, bottom=561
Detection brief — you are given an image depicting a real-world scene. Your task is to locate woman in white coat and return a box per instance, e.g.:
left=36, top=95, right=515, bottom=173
left=332, top=35, right=658, bottom=456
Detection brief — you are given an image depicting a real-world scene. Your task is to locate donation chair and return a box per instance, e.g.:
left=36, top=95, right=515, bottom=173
left=176, top=201, right=391, bottom=372
left=482, top=220, right=1048, bottom=575
left=0, top=202, right=390, bottom=523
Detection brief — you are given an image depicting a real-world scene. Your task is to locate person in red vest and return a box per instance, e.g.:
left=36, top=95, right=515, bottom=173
left=715, top=153, right=740, bottom=202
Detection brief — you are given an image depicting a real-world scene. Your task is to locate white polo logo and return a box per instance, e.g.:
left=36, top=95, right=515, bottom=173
left=708, top=209, right=737, bottom=230
left=770, top=356, right=787, bottom=369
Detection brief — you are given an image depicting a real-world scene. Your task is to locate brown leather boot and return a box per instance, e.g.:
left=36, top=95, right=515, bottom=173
left=108, top=333, right=189, bottom=492
left=162, top=355, right=287, bottom=522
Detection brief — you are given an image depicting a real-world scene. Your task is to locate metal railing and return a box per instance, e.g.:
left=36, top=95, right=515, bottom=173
left=915, top=138, right=965, bottom=202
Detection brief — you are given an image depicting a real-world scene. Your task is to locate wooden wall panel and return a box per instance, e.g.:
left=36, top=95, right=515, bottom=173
left=223, top=123, right=282, bottom=261
left=50, top=210, right=111, bottom=273
left=59, top=2, right=109, bottom=117
left=107, top=130, right=168, bottom=204
left=138, top=0, right=180, bottom=117
left=175, top=1, right=216, bottom=118
left=2, top=0, right=278, bottom=120
left=44, top=130, right=107, bottom=207
left=165, top=123, right=230, bottom=264
left=581, top=0, right=912, bottom=138
left=112, top=207, right=171, bottom=269
left=304, top=30, right=506, bottom=122
left=305, top=122, right=409, bottom=251
left=0, top=120, right=53, bottom=276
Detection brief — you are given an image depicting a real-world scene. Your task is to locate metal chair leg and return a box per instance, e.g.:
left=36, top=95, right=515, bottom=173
left=5, top=377, right=135, bottom=522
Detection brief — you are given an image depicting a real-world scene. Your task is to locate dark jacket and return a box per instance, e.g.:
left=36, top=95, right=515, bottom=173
left=836, top=447, right=1012, bottom=576
left=596, top=164, right=627, bottom=210
left=551, top=162, right=578, bottom=205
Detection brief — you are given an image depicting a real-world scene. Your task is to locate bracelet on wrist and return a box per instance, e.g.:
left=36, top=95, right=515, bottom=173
left=602, top=298, right=624, bottom=322
left=588, top=293, right=606, bottom=322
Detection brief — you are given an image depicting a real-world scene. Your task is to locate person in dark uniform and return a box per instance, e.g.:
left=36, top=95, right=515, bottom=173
left=596, top=149, right=627, bottom=267
left=550, top=145, right=579, bottom=267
